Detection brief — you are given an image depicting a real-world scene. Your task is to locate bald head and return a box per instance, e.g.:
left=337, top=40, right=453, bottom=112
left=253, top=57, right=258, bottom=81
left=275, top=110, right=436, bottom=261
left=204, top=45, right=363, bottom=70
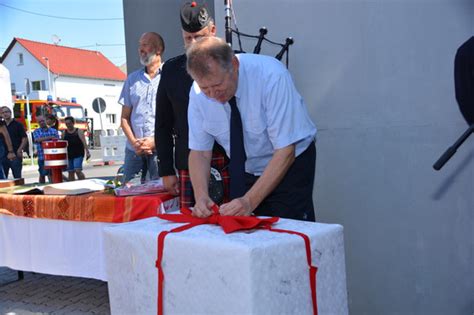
left=186, top=37, right=239, bottom=104
left=140, top=32, right=165, bottom=54
left=186, top=37, right=234, bottom=80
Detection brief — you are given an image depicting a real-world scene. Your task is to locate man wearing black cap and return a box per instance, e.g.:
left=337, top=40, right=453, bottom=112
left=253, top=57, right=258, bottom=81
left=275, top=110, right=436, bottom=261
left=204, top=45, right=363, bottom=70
left=155, top=1, right=229, bottom=208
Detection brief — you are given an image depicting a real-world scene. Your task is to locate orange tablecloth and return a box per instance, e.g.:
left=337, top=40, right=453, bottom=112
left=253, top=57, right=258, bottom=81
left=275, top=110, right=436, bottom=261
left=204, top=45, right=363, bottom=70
left=0, top=192, right=177, bottom=223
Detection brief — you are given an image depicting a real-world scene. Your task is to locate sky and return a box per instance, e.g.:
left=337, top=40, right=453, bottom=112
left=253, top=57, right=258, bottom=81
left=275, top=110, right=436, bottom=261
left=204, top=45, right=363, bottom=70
left=0, top=0, right=126, bottom=66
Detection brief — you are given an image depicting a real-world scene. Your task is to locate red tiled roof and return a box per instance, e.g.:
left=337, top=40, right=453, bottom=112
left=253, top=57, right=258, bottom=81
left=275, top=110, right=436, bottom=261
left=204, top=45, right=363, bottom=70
left=3, top=38, right=126, bottom=81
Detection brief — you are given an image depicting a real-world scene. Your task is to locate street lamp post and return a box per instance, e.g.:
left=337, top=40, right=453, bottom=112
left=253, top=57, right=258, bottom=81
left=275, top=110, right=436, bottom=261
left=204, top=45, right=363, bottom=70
left=42, top=57, right=52, bottom=96
left=24, top=78, right=34, bottom=166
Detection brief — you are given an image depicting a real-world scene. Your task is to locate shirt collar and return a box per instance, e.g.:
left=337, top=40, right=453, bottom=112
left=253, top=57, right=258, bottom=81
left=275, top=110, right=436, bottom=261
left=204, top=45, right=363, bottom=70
left=145, top=64, right=162, bottom=75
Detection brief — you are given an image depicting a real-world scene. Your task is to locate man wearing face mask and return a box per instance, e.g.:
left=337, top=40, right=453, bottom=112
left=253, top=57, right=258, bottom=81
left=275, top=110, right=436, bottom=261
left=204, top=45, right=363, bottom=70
left=155, top=2, right=229, bottom=208
left=119, top=32, right=164, bottom=183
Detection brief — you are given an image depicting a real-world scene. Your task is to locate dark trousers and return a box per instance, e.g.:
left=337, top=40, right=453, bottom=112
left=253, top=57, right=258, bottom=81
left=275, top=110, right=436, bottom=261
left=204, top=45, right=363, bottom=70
left=3, top=157, right=23, bottom=179
left=246, top=142, right=316, bottom=222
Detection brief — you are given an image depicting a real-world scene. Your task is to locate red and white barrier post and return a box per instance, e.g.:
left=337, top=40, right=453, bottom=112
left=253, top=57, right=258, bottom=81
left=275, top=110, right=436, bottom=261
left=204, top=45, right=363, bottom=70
left=42, top=140, right=68, bottom=183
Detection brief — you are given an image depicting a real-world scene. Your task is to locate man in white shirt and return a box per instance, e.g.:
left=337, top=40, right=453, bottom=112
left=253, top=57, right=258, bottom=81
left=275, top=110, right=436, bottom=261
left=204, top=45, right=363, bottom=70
left=187, top=37, right=317, bottom=221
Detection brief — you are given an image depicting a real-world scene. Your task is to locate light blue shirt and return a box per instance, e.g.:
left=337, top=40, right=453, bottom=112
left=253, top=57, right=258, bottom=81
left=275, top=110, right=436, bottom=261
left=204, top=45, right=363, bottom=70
left=118, top=67, right=161, bottom=150
left=188, top=54, right=317, bottom=176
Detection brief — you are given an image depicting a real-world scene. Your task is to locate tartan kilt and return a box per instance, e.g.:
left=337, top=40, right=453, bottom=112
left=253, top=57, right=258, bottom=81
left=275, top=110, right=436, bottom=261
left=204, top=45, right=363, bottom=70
left=179, top=151, right=229, bottom=209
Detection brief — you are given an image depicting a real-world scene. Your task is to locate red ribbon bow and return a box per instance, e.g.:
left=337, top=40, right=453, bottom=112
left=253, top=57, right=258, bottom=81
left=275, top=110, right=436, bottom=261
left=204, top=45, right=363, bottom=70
left=158, top=205, right=278, bottom=233
left=155, top=205, right=318, bottom=315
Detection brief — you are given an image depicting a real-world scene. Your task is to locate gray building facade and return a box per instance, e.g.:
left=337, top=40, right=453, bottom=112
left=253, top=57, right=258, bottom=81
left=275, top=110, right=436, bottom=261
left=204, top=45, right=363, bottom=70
left=123, top=0, right=473, bottom=314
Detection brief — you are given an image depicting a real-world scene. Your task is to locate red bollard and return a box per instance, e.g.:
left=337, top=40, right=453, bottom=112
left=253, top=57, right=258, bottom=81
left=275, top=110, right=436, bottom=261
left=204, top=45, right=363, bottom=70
left=42, top=140, right=68, bottom=183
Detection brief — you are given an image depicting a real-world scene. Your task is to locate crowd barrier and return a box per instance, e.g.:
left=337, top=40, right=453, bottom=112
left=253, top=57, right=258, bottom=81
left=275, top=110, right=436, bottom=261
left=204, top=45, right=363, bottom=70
left=99, top=135, right=126, bottom=163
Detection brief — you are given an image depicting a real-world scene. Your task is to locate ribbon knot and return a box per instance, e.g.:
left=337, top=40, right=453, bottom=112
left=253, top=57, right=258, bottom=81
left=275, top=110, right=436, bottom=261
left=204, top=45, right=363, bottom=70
left=207, top=214, right=219, bottom=225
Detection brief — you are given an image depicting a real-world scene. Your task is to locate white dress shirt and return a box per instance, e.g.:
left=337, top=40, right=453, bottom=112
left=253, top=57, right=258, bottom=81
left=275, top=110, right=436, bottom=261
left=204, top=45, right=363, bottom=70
left=188, top=54, right=316, bottom=176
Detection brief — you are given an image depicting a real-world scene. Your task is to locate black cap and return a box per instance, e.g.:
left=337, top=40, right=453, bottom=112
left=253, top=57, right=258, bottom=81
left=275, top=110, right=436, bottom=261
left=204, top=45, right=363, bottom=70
left=180, top=2, right=211, bottom=33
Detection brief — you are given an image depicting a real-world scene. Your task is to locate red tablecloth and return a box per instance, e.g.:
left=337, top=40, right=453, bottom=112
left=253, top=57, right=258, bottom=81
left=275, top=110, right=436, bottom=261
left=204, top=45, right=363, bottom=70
left=0, top=192, right=177, bottom=223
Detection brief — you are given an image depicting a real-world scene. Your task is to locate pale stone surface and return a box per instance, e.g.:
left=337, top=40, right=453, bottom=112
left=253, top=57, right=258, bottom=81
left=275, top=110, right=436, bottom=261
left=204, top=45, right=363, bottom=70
left=104, top=217, right=348, bottom=315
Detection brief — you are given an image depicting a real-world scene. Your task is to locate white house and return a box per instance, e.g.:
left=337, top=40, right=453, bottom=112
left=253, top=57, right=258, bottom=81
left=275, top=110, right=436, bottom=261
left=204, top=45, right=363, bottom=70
left=0, top=64, right=12, bottom=108
left=0, top=37, right=125, bottom=133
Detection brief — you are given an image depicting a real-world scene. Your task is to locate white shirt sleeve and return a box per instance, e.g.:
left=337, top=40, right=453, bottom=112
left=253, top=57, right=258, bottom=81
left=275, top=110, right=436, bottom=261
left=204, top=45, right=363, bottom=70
left=118, top=76, right=131, bottom=107
left=264, top=68, right=315, bottom=150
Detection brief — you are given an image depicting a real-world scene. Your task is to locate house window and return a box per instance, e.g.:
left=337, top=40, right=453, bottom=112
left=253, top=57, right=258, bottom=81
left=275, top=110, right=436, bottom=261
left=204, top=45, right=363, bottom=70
left=18, top=53, right=24, bottom=65
left=31, top=80, right=46, bottom=91
left=106, top=114, right=116, bottom=124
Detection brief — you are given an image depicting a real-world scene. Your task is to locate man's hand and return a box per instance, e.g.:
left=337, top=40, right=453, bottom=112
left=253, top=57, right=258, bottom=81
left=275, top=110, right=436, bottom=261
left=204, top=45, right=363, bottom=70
left=163, top=175, right=179, bottom=196
left=192, top=196, right=214, bottom=218
left=132, top=139, right=144, bottom=155
left=16, top=149, right=23, bottom=159
left=7, top=152, right=16, bottom=161
left=138, top=137, right=155, bottom=155
left=219, top=195, right=253, bottom=216
left=39, top=136, right=54, bottom=142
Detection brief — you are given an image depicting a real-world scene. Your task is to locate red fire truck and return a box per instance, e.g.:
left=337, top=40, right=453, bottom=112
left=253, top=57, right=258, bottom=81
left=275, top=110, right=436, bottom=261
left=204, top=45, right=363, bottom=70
left=13, top=98, right=89, bottom=139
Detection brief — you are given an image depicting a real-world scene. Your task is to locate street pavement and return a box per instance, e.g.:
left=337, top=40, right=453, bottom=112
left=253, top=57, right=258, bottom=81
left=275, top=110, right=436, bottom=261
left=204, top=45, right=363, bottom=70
left=21, top=149, right=122, bottom=184
left=0, top=268, right=110, bottom=315
left=0, top=149, right=122, bottom=314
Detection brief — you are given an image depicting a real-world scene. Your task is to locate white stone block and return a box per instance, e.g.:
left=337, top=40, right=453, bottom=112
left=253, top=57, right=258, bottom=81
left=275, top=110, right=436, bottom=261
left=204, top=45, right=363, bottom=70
left=104, top=217, right=348, bottom=315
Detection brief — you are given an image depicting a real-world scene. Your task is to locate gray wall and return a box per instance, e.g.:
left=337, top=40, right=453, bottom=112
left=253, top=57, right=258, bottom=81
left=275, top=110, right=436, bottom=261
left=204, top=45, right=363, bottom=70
left=214, top=1, right=474, bottom=314
left=123, top=0, right=214, bottom=73
left=124, top=0, right=473, bottom=314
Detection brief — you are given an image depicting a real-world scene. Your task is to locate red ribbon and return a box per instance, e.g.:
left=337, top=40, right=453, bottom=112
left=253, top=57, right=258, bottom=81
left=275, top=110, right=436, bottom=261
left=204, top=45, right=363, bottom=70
left=155, top=205, right=318, bottom=315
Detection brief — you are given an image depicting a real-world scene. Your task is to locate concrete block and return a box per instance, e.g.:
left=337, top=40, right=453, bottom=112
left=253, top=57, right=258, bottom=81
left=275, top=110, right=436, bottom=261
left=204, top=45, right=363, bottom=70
left=104, top=217, right=348, bottom=315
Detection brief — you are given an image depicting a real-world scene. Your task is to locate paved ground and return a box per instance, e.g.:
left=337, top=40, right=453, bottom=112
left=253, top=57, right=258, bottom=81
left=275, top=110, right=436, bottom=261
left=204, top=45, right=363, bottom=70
left=0, top=268, right=110, bottom=315
left=0, top=149, right=120, bottom=314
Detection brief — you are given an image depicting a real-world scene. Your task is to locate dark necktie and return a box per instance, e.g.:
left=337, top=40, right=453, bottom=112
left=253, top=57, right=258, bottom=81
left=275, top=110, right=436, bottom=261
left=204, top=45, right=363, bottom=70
left=228, top=96, right=247, bottom=199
